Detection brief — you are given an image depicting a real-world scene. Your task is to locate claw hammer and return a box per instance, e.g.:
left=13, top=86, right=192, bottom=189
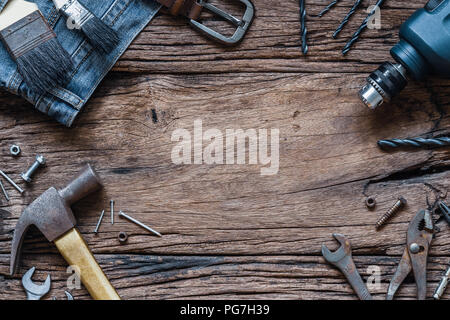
left=10, top=164, right=120, bottom=300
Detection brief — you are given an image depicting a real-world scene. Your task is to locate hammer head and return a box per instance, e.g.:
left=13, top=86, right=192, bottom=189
left=10, top=164, right=102, bottom=275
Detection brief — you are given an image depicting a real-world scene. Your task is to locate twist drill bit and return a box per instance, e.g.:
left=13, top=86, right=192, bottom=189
left=333, top=0, right=363, bottom=38
left=317, top=0, right=340, bottom=17
left=378, top=137, right=450, bottom=150
left=342, top=0, right=385, bottom=55
left=299, top=0, right=308, bottom=54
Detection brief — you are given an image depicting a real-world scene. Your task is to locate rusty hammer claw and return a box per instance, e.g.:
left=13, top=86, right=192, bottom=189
left=321, top=233, right=373, bottom=300
left=11, top=164, right=120, bottom=300
left=22, top=267, right=51, bottom=300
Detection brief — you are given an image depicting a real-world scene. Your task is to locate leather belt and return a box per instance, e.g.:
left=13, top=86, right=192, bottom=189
left=155, top=0, right=255, bottom=46
left=156, top=0, right=203, bottom=20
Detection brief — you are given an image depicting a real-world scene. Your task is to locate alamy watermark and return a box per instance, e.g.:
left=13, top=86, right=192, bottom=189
left=171, top=119, right=280, bottom=176
left=367, top=5, right=382, bottom=30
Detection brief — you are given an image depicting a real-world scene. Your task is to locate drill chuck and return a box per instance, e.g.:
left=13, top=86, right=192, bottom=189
left=359, top=62, right=408, bottom=109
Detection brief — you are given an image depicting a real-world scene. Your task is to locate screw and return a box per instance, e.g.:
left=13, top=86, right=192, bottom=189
left=375, top=197, right=407, bottom=230
left=21, top=155, right=46, bottom=183
left=365, top=196, right=376, bottom=209
left=118, top=232, right=128, bottom=244
left=10, top=145, right=21, bottom=156
left=118, top=211, right=162, bottom=237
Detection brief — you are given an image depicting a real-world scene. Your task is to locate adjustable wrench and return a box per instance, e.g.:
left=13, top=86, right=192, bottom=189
left=322, top=233, right=373, bottom=300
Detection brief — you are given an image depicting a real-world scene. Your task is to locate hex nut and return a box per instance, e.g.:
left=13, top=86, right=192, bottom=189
left=10, top=145, right=21, bottom=156
left=365, top=196, right=376, bottom=209
left=118, top=232, right=128, bottom=244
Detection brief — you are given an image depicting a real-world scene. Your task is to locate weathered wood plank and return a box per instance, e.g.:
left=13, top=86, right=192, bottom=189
left=0, top=0, right=449, bottom=300
left=1, top=254, right=450, bottom=300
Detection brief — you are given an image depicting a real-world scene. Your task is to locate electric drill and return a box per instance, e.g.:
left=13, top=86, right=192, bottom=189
left=359, top=0, right=450, bottom=109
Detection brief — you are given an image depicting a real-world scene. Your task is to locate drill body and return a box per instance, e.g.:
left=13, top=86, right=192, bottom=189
left=360, top=0, right=450, bottom=109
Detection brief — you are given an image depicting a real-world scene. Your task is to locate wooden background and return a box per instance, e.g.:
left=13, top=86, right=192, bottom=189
left=1, top=0, right=450, bottom=300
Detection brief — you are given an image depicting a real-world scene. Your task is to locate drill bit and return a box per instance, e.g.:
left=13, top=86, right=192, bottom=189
left=342, top=0, right=385, bottom=55
left=299, top=0, right=308, bottom=54
left=317, top=0, right=340, bottom=17
left=333, top=0, right=363, bottom=38
left=0, top=179, right=9, bottom=201
left=378, top=137, right=450, bottom=150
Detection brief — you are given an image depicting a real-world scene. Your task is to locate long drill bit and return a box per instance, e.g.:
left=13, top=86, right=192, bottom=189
left=317, top=0, right=340, bottom=17
left=333, top=0, right=364, bottom=38
left=299, top=0, right=308, bottom=54
left=342, top=0, right=385, bottom=55
left=378, top=137, right=450, bottom=150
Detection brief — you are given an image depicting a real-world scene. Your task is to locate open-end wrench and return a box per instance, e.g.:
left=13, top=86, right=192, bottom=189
left=22, top=267, right=51, bottom=300
left=322, top=233, right=373, bottom=300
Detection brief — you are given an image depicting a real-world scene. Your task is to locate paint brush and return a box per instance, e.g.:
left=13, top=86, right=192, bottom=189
left=0, top=0, right=73, bottom=93
left=52, top=0, right=119, bottom=53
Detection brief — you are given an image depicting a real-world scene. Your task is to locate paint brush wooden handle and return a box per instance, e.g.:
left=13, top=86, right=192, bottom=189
left=54, top=228, right=121, bottom=300
left=0, top=0, right=38, bottom=30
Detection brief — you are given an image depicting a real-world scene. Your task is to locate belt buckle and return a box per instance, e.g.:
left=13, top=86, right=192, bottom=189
left=189, top=0, right=255, bottom=46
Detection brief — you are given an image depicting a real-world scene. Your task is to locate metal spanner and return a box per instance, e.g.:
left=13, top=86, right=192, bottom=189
left=21, top=267, right=51, bottom=300
left=322, top=233, right=373, bottom=300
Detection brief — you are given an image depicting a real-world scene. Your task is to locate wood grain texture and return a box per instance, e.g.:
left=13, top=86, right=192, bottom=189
left=0, top=0, right=450, bottom=300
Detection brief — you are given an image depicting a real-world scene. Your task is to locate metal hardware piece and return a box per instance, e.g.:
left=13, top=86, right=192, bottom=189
left=94, top=210, right=105, bottom=234
left=434, top=266, right=450, bottom=300
left=387, top=210, right=434, bottom=300
left=110, top=200, right=114, bottom=224
left=365, top=196, right=376, bottom=209
left=378, top=136, right=450, bottom=150
left=299, top=0, right=308, bottom=54
left=118, top=211, right=162, bottom=237
left=317, top=0, right=340, bottom=17
left=118, top=231, right=128, bottom=243
left=0, top=179, right=9, bottom=201
left=342, top=0, right=385, bottom=55
left=21, top=154, right=46, bottom=183
left=10, top=145, right=21, bottom=156
left=0, top=170, right=24, bottom=194
left=22, top=267, right=51, bottom=300
left=333, top=0, right=363, bottom=38
left=189, top=0, right=255, bottom=46
left=436, top=201, right=450, bottom=226
left=322, top=233, right=373, bottom=300
left=375, top=197, right=407, bottom=230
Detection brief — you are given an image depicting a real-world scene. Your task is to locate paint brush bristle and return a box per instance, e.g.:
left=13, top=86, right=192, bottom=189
left=0, top=10, right=73, bottom=93
left=54, top=0, right=119, bottom=53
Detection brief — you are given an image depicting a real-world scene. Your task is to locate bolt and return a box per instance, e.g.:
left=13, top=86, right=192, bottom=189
left=118, top=232, right=128, bottom=244
left=10, top=145, right=21, bottom=156
left=434, top=266, right=450, bottom=300
left=21, top=155, right=46, bottom=183
left=375, top=197, right=407, bottom=230
left=365, top=196, right=376, bottom=209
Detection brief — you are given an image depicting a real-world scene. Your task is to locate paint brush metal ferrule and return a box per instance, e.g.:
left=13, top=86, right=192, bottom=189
left=53, top=0, right=93, bottom=29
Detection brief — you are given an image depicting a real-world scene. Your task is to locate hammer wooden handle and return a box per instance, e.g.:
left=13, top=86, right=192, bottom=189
left=54, top=228, right=120, bottom=300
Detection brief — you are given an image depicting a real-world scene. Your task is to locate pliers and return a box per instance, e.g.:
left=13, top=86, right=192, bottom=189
left=387, top=209, right=434, bottom=300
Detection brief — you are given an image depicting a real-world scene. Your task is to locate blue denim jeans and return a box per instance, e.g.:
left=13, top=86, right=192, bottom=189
left=0, top=0, right=161, bottom=127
